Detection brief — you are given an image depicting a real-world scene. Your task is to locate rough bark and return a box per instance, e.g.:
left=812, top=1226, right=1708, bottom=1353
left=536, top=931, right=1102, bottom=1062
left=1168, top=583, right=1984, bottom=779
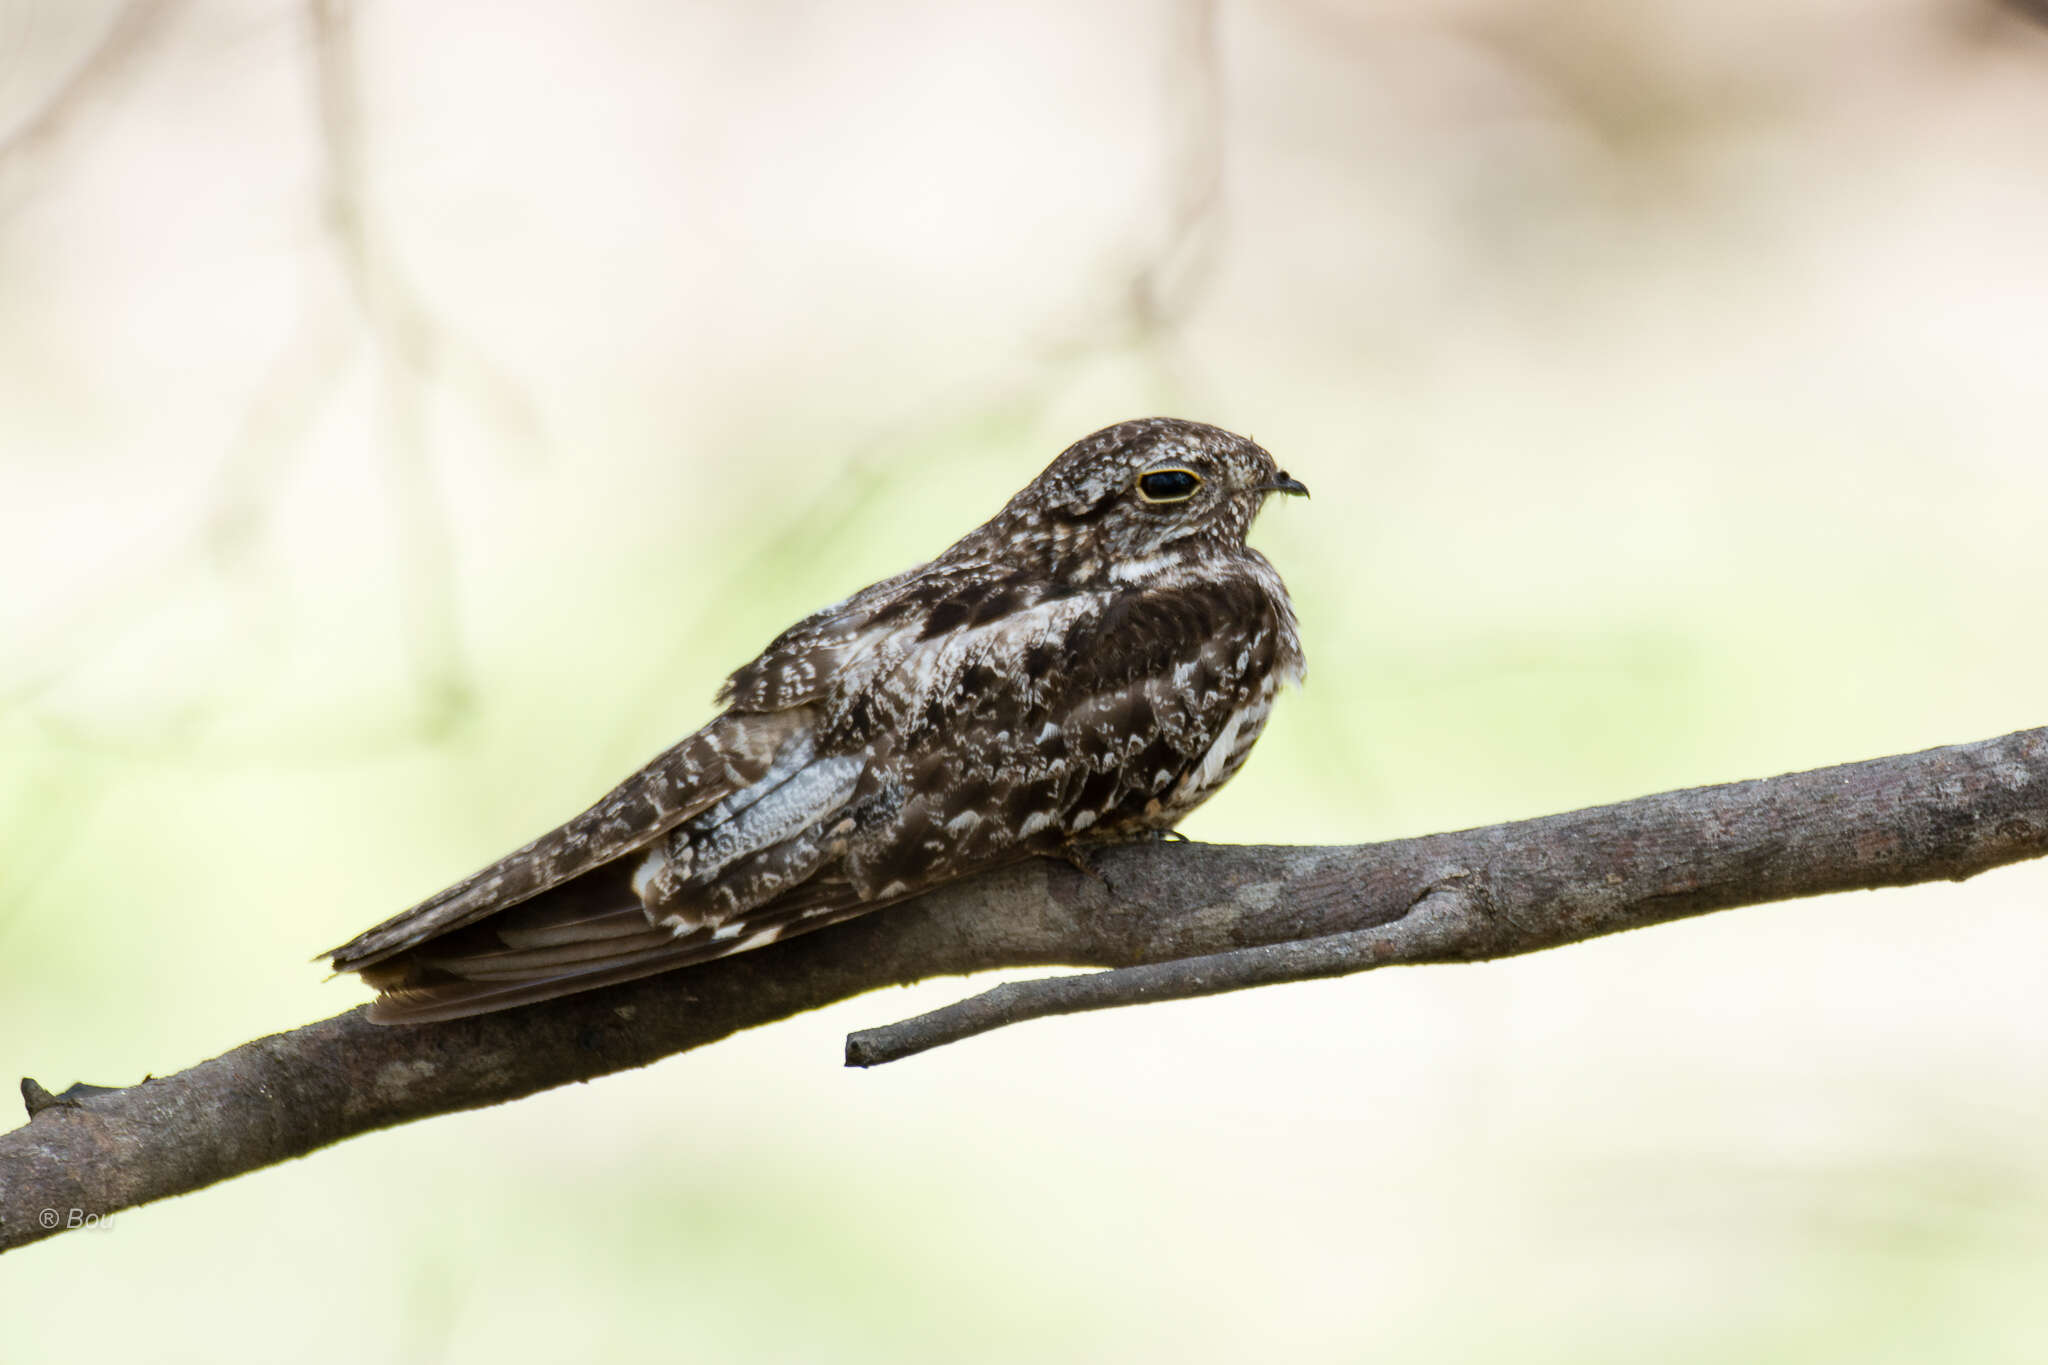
left=3, top=726, right=2043, bottom=1253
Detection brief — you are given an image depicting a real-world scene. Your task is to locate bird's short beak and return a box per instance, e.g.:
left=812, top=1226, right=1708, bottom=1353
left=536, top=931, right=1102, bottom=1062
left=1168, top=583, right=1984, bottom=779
left=1260, top=472, right=1310, bottom=499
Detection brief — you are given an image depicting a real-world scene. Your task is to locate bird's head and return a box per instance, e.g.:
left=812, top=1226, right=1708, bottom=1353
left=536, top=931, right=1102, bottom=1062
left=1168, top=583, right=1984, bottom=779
left=981, top=417, right=1308, bottom=581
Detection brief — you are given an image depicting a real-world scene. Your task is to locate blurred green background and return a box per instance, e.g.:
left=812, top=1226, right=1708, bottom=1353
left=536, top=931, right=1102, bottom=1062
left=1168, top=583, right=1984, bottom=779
left=4, top=0, right=2047, bottom=1358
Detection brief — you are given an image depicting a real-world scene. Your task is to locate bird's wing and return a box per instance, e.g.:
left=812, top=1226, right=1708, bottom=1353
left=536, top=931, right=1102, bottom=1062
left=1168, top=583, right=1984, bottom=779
left=323, top=564, right=958, bottom=983
left=350, top=569, right=1296, bottom=1024
left=324, top=708, right=809, bottom=972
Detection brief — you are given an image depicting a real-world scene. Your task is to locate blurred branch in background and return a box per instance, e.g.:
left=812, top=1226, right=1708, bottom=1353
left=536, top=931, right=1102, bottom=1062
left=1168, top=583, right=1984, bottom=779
left=4, top=725, right=2041, bottom=1254
left=2, top=0, right=546, bottom=757
left=0, top=0, right=177, bottom=174
left=309, top=0, right=470, bottom=739
left=308, top=0, right=549, bottom=739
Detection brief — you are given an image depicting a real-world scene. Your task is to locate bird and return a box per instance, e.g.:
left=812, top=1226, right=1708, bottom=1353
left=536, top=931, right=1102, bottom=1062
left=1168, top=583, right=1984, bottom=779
left=325, top=417, right=1308, bottom=1023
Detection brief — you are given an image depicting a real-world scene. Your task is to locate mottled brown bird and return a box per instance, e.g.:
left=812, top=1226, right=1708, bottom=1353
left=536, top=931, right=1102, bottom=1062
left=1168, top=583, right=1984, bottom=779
left=327, top=417, right=1308, bottom=1023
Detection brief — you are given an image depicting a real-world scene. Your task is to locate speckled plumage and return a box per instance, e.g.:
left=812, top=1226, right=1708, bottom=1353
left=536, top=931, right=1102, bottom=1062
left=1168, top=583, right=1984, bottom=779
left=327, top=417, right=1308, bottom=1023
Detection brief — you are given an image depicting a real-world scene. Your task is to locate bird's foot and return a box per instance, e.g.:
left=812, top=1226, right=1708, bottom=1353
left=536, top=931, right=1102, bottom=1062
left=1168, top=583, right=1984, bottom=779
left=1049, top=843, right=1111, bottom=888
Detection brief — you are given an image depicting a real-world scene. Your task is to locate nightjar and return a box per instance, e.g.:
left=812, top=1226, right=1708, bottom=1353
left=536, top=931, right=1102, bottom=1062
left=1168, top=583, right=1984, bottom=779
left=327, top=417, right=1308, bottom=1022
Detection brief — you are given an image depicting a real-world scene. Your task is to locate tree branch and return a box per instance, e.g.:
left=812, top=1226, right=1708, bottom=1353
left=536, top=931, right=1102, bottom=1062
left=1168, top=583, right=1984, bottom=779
left=4, top=727, right=2044, bottom=1253
left=843, top=886, right=1485, bottom=1065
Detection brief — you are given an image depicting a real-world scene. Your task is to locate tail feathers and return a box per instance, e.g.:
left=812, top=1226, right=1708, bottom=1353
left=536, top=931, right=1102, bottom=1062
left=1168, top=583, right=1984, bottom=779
left=423, top=908, right=664, bottom=980
left=359, top=882, right=876, bottom=1025
left=366, top=939, right=705, bottom=1024
left=495, top=902, right=656, bottom=949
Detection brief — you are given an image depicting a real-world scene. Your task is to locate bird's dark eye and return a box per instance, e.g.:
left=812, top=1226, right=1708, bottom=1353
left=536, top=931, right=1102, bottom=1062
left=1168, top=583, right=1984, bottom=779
left=1136, top=468, right=1203, bottom=503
